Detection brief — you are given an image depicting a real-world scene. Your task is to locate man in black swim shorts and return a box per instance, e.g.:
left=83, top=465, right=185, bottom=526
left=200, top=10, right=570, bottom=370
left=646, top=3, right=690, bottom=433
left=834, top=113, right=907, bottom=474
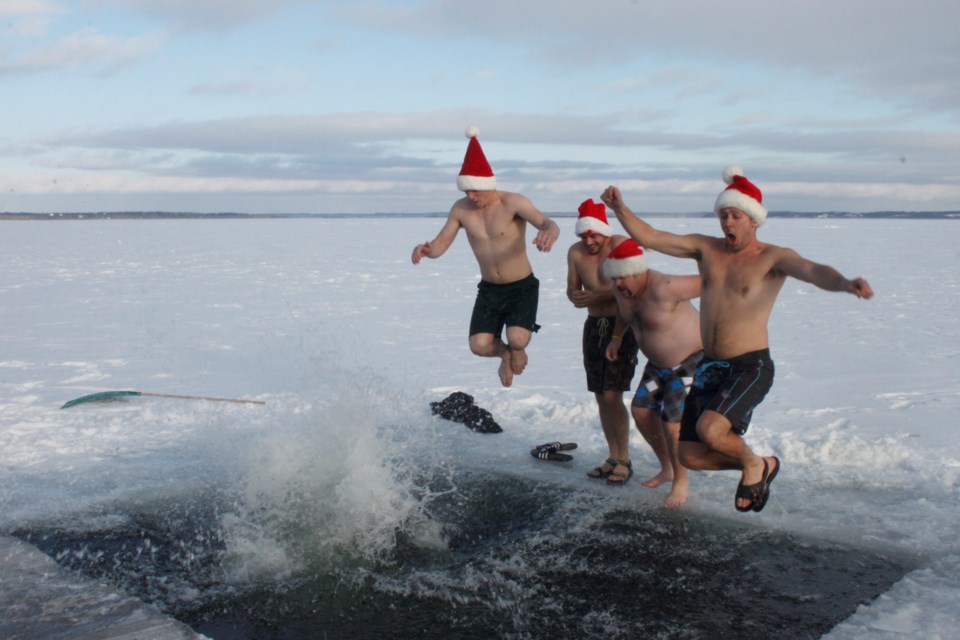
left=412, top=128, right=560, bottom=387
left=566, top=200, right=639, bottom=486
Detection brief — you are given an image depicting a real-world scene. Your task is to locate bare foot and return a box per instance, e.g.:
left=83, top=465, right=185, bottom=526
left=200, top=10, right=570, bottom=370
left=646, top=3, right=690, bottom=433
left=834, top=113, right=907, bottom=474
left=641, top=470, right=673, bottom=489
left=664, top=480, right=689, bottom=509
left=735, top=456, right=770, bottom=511
left=498, top=359, right=514, bottom=387
left=509, top=348, right=528, bottom=375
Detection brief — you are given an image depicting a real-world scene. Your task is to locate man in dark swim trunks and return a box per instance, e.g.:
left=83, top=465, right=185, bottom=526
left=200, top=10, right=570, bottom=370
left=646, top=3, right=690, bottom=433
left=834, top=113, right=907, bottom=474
left=604, top=238, right=703, bottom=507
left=412, top=128, right=560, bottom=387
left=566, top=199, right=639, bottom=487
left=602, top=166, right=873, bottom=512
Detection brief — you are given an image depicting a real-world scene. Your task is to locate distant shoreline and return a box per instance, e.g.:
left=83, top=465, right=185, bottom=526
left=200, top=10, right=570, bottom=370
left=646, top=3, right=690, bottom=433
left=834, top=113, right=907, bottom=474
left=1, top=210, right=957, bottom=221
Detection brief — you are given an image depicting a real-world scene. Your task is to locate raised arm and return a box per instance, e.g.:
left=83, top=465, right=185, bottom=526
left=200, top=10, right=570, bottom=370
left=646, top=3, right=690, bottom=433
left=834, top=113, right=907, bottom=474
left=411, top=209, right=461, bottom=264
left=600, top=186, right=702, bottom=260
left=774, top=247, right=874, bottom=299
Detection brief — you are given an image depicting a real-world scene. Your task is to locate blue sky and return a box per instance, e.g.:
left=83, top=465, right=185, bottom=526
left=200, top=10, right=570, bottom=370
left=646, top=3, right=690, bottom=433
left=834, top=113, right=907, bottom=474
left=1, top=0, right=958, bottom=214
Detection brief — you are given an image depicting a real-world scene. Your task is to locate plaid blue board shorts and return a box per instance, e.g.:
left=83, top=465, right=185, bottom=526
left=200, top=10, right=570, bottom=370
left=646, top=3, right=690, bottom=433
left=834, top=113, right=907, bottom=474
left=631, top=350, right=704, bottom=423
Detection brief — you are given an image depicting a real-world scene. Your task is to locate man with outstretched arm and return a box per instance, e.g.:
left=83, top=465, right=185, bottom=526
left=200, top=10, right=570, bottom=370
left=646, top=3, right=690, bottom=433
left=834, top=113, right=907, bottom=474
left=412, top=128, right=560, bottom=387
left=601, top=166, right=873, bottom=512
left=603, top=238, right=703, bottom=508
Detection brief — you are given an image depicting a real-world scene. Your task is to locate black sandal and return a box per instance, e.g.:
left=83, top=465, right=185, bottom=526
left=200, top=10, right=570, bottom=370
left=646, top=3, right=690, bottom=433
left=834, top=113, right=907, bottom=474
left=606, top=459, right=633, bottom=485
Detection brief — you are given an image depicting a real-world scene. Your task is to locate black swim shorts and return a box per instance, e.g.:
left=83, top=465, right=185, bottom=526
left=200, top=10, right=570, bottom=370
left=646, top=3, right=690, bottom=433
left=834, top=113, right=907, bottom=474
left=582, top=315, right=638, bottom=393
left=469, top=273, right=541, bottom=337
left=679, top=349, right=775, bottom=442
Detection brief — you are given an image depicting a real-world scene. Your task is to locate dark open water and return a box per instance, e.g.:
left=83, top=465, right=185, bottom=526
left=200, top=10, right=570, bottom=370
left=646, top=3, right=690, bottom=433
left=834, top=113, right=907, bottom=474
left=17, top=472, right=910, bottom=640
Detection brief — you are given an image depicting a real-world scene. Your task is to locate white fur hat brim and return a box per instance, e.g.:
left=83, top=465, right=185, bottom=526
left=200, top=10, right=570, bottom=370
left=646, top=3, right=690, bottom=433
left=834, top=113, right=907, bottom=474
left=603, top=254, right=647, bottom=279
left=575, top=218, right=612, bottom=237
left=714, top=190, right=767, bottom=226
left=457, top=175, right=497, bottom=191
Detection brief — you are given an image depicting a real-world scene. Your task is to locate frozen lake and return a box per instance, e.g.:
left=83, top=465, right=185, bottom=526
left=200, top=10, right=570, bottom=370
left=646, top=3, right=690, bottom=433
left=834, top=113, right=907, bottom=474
left=1, top=217, right=957, bottom=638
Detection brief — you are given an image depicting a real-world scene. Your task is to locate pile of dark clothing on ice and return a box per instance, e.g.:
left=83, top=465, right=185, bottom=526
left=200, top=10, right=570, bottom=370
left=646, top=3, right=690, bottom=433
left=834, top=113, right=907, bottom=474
left=429, top=391, right=502, bottom=434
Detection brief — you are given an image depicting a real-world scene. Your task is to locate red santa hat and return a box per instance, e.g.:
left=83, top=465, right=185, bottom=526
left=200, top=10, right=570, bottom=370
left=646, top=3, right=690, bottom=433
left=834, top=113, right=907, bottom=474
left=603, top=238, right=648, bottom=279
left=575, top=199, right=612, bottom=237
left=456, top=126, right=496, bottom=191
left=713, top=165, right=768, bottom=226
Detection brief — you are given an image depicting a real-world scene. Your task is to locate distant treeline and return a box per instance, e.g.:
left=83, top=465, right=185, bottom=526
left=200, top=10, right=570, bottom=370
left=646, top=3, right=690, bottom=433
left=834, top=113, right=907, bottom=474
left=1, top=210, right=957, bottom=221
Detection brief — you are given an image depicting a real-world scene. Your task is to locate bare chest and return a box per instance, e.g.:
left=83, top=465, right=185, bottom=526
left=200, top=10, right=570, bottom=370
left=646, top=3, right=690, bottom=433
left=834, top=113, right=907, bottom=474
left=701, top=251, right=781, bottom=304
left=575, top=255, right=609, bottom=290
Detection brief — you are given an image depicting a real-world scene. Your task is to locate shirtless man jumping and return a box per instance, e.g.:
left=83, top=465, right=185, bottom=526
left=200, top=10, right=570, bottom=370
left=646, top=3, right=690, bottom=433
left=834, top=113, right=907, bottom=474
left=601, top=166, right=873, bottom=512
left=603, top=238, right=703, bottom=508
left=412, top=128, right=560, bottom=387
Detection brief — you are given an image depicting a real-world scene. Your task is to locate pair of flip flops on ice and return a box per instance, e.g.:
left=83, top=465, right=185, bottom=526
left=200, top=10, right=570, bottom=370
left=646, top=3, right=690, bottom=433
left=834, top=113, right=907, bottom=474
left=530, top=441, right=577, bottom=462
left=735, top=456, right=781, bottom=513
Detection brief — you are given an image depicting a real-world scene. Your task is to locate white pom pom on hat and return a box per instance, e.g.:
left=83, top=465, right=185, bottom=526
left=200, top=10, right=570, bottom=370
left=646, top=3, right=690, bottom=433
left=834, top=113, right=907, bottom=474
left=714, top=164, right=768, bottom=226
left=457, top=126, right=496, bottom=192
left=722, top=164, right=744, bottom=184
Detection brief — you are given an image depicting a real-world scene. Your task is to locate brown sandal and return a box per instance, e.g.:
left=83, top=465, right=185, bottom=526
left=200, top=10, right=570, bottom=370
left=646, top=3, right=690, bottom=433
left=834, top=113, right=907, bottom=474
left=587, top=457, right=617, bottom=479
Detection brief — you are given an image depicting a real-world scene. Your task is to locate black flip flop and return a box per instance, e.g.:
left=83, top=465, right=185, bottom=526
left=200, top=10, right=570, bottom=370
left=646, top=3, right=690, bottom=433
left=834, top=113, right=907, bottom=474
left=752, top=456, right=781, bottom=512
left=735, top=460, right=769, bottom=512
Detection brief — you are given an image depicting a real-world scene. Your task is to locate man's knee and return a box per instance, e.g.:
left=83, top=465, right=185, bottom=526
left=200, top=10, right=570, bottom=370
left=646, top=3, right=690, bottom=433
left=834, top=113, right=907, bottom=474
left=631, top=405, right=657, bottom=424
left=469, top=333, right=498, bottom=357
left=599, top=389, right=624, bottom=405
left=678, top=442, right=706, bottom=469
left=595, top=390, right=627, bottom=415
left=695, top=412, right=732, bottom=446
left=504, top=326, right=531, bottom=350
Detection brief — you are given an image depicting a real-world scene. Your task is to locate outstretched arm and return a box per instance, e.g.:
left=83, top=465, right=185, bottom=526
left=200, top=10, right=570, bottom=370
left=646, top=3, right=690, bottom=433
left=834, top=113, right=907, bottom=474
left=659, top=274, right=702, bottom=302
left=600, top=186, right=702, bottom=259
left=411, top=210, right=461, bottom=264
left=775, top=247, right=874, bottom=299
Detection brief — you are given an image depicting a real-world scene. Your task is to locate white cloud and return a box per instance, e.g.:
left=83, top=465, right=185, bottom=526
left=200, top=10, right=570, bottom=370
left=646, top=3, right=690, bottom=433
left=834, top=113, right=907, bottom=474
left=0, top=0, right=61, bottom=20
left=344, top=0, right=960, bottom=117
left=1, top=1, right=958, bottom=213
left=0, top=0, right=66, bottom=37
left=187, top=68, right=309, bottom=97
left=0, top=27, right=163, bottom=76
left=84, top=0, right=310, bottom=31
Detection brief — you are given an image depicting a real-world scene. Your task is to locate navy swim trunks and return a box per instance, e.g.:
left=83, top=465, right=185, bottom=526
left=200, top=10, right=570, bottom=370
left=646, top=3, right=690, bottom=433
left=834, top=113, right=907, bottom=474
left=469, top=273, right=541, bottom=337
left=632, top=350, right=704, bottom=423
left=679, top=349, right=775, bottom=442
